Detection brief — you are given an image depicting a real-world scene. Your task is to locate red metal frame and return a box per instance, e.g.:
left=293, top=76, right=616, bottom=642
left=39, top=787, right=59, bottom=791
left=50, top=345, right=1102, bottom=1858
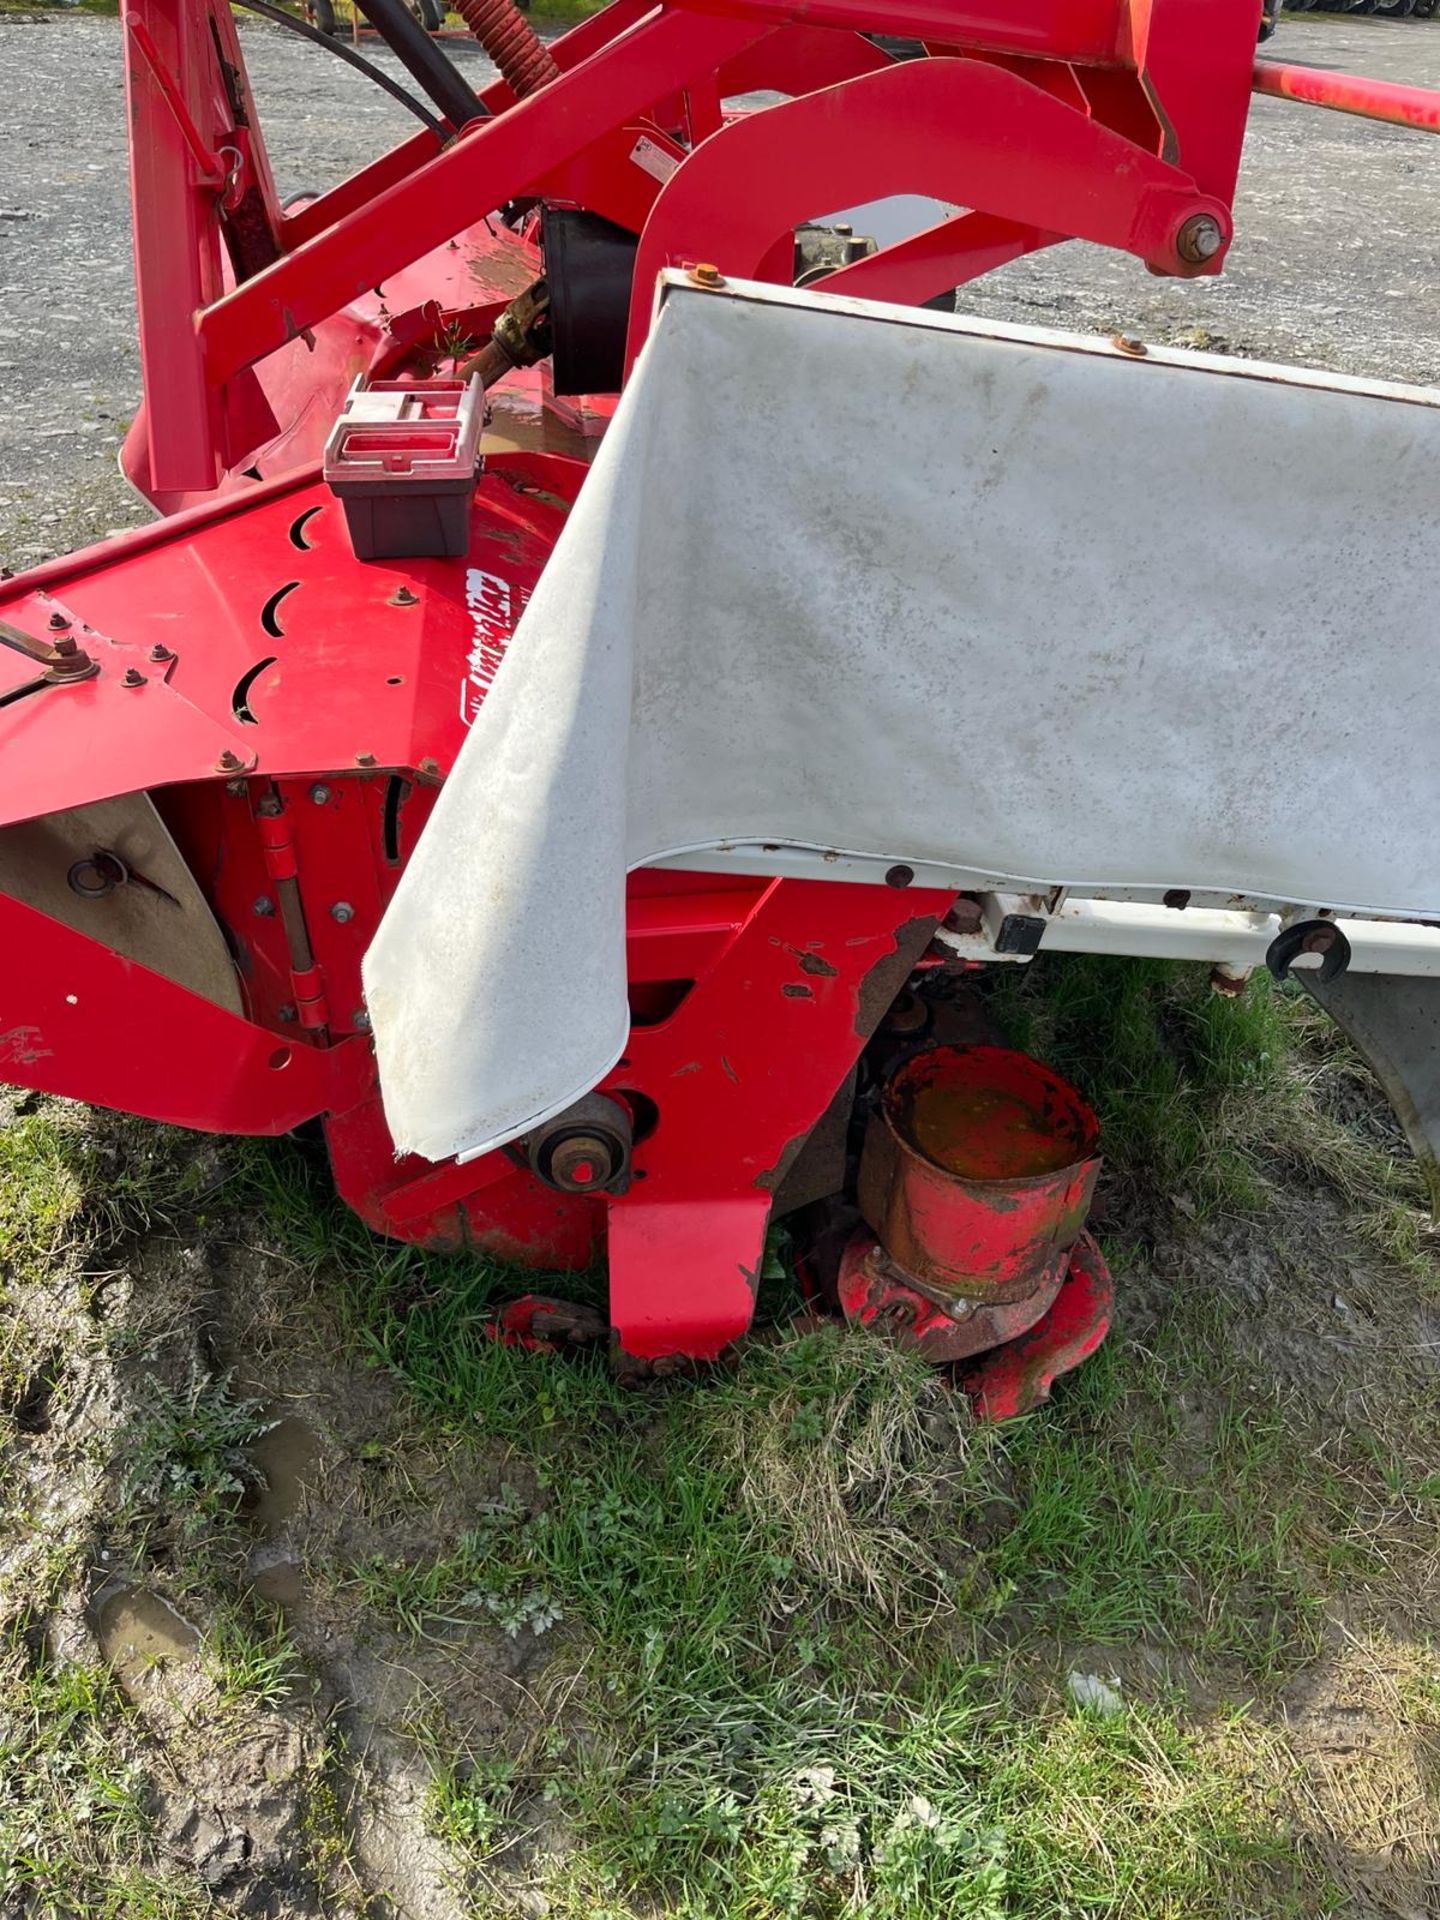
left=117, top=0, right=1269, bottom=496
left=5, top=0, right=1438, bottom=1365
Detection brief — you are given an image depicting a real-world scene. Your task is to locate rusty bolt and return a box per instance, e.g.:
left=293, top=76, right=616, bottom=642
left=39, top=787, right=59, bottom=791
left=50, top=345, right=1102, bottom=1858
left=216, top=749, right=244, bottom=773
left=50, top=635, right=78, bottom=658
left=225, top=778, right=248, bottom=798
left=256, top=794, right=283, bottom=817
left=883, top=990, right=928, bottom=1035
left=688, top=262, right=725, bottom=289
left=121, top=667, right=145, bottom=688
left=416, top=756, right=442, bottom=783
left=47, top=611, right=69, bottom=631
left=330, top=901, right=354, bottom=924
left=148, top=643, right=173, bottom=663
left=1111, top=333, right=1148, bottom=358
left=253, top=895, right=275, bottom=917
left=1301, top=924, right=1339, bottom=955
left=389, top=585, right=419, bottom=607
left=1209, top=965, right=1249, bottom=998
left=355, top=751, right=376, bottom=768
left=548, top=1132, right=615, bottom=1192
left=352, top=1008, right=372, bottom=1032
left=1163, top=889, right=1191, bottom=911
left=309, top=783, right=331, bottom=805
left=1176, top=213, right=1224, bottom=265
left=943, top=896, right=985, bottom=937
left=885, top=865, right=915, bottom=890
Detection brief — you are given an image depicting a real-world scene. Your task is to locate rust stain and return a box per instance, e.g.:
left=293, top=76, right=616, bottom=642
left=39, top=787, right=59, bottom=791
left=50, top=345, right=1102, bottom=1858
left=466, top=250, right=539, bottom=299
left=855, top=914, right=941, bottom=1038
left=671, top=1060, right=702, bottom=1078
left=719, top=1054, right=739, bottom=1084
left=781, top=983, right=813, bottom=999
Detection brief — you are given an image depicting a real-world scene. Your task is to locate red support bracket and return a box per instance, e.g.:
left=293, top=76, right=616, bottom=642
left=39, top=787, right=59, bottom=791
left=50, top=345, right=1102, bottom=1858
left=603, top=877, right=954, bottom=1360
left=625, top=54, right=1231, bottom=368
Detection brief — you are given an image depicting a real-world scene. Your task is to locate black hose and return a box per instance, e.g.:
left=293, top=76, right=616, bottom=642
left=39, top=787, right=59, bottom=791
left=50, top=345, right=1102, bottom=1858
left=229, top=0, right=449, bottom=141
left=348, top=0, right=485, bottom=129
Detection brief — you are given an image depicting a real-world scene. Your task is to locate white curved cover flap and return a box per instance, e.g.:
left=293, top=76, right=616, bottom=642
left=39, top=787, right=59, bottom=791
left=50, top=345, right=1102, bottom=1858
left=364, top=276, right=1440, bottom=1163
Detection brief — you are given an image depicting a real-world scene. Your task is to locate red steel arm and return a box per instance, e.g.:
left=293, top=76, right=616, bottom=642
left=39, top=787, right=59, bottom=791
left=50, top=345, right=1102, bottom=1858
left=1253, top=59, right=1440, bottom=135
left=199, top=9, right=767, bottom=389
left=683, top=0, right=1123, bottom=60
left=624, top=56, right=1230, bottom=366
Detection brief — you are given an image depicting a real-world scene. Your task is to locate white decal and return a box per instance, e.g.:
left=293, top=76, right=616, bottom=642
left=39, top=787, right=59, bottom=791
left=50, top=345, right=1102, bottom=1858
left=460, top=566, right=529, bottom=727
left=630, top=135, right=680, bottom=185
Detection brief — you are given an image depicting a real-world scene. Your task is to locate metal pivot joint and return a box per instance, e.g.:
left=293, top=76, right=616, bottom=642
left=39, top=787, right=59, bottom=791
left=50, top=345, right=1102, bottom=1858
left=525, top=1093, right=634, bottom=1194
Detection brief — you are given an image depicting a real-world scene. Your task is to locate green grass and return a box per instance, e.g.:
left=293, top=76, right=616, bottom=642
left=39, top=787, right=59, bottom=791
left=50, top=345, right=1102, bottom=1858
left=206, top=1602, right=304, bottom=1709
left=0, top=1103, right=225, bottom=1287
left=300, top=1301, right=1336, bottom=1914
left=0, top=1106, right=89, bottom=1288
left=986, top=956, right=1431, bottom=1265
left=3, top=950, right=1433, bottom=1915
left=115, top=1366, right=276, bottom=1561
left=212, top=953, right=1440, bottom=1913
left=987, top=1339, right=1325, bottom=1674
left=0, top=1625, right=207, bottom=1919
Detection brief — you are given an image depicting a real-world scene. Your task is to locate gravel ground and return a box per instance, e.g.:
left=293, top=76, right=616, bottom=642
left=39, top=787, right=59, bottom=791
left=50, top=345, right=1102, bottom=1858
left=0, top=9, right=1438, bottom=571
left=958, top=16, right=1440, bottom=375
left=0, top=15, right=499, bottom=566
left=0, top=12, right=1438, bottom=575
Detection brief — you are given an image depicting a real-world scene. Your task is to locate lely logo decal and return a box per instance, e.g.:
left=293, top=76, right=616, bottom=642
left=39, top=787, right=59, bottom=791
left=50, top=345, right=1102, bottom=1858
left=460, top=567, right=529, bottom=726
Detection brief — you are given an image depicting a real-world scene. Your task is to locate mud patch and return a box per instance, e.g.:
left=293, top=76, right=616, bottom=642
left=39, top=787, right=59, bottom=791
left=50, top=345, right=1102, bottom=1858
left=94, top=1584, right=200, bottom=1682
left=248, top=1413, right=322, bottom=1537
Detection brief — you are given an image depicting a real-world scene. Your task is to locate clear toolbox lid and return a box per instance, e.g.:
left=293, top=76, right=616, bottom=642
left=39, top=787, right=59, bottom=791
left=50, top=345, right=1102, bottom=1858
left=323, top=374, right=484, bottom=484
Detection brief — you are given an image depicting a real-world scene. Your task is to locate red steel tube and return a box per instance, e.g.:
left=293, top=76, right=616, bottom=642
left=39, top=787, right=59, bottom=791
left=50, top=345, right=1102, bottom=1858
left=1252, top=59, right=1440, bottom=135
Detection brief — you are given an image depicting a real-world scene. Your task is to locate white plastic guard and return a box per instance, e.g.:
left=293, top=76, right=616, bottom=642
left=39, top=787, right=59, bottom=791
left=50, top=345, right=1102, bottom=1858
left=364, top=275, right=1440, bottom=1163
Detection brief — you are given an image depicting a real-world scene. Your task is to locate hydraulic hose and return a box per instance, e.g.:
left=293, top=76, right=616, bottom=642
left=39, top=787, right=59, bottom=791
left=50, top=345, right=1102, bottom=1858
left=451, top=0, right=559, bottom=100
left=349, top=0, right=486, bottom=127
left=229, top=0, right=448, bottom=140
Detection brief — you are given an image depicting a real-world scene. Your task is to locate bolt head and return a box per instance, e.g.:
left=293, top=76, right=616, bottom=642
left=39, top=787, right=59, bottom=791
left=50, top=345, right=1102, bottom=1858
left=330, top=901, right=354, bottom=924
left=277, top=1003, right=297, bottom=1022
left=47, top=611, right=69, bottom=630
left=355, top=751, right=376, bottom=768
left=943, top=897, right=984, bottom=937
left=309, top=783, right=331, bottom=805
left=352, top=1008, right=372, bottom=1032
left=885, top=864, right=915, bottom=890
left=1176, top=213, right=1223, bottom=265
left=225, top=778, right=248, bottom=798
left=121, top=667, right=145, bottom=687
left=216, top=749, right=243, bottom=773
left=549, top=1132, right=614, bottom=1192
left=253, top=895, right=275, bottom=916
left=688, top=262, right=724, bottom=289
left=148, top=643, right=173, bottom=663
left=50, top=635, right=78, bottom=658
left=1111, top=332, right=1147, bottom=358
